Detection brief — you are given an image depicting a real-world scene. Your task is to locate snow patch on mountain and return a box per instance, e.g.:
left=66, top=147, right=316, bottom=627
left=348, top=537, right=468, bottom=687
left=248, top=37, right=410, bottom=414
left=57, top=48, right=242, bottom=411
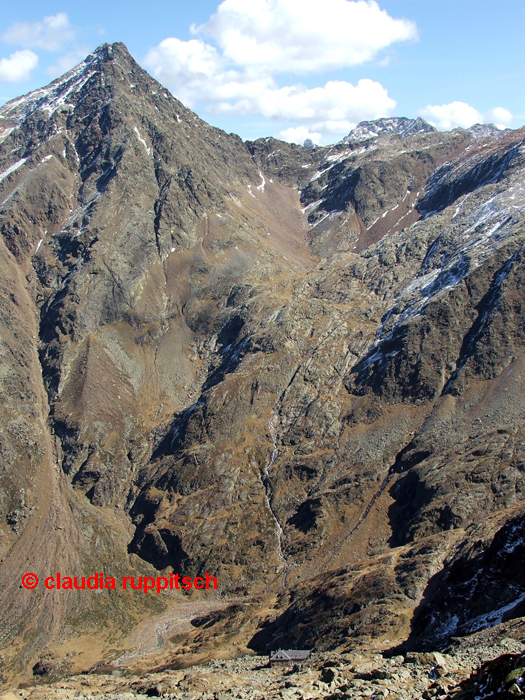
left=0, top=158, right=27, bottom=184
left=363, top=158, right=525, bottom=364
left=467, top=123, right=511, bottom=139
left=0, top=45, right=113, bottom=129
left=344, top=117, right=436, bottom=144
left=419, top=140, right=523, bottom=219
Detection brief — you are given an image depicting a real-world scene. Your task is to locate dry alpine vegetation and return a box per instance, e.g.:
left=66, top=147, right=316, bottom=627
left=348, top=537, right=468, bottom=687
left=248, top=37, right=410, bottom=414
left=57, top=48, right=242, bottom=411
left=1, top=41, right=525, bottom=698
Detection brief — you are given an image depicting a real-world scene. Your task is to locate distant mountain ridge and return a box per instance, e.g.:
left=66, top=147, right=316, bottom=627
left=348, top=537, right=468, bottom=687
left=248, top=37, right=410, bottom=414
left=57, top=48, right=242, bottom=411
left=467, top=123, right=510, bottom=138
left=343, top=116, right=436, bottom=142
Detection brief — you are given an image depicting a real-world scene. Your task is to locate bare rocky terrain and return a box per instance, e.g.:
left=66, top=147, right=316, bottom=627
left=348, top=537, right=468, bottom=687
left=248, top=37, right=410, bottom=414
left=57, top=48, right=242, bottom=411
left=3, top=619, right=525, bottom=699
left=1, top=41, right=525, bottom=696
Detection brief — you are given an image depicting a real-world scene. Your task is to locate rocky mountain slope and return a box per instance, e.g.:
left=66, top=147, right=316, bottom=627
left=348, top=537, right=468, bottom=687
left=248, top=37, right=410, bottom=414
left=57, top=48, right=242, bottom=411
left=1, top=41, right=525, bottom=687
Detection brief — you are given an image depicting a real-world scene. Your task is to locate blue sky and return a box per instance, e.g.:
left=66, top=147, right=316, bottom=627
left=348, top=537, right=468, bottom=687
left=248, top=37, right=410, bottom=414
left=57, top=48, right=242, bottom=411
left=0, top=1, right=523, bottom=145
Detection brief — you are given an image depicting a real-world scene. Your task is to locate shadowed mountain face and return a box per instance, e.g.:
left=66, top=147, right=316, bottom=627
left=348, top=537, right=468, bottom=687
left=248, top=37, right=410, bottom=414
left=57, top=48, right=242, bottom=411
left=1, top=41, right=525, bottom=680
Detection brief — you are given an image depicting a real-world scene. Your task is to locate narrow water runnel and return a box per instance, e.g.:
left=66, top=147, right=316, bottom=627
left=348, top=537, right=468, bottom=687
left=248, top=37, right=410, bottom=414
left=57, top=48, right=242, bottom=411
left=261, top=416, right=289, bottom=589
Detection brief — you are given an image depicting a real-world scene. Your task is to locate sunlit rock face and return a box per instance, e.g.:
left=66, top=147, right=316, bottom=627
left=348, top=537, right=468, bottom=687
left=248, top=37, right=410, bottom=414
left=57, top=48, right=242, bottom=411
left=2, top=41, right=525, bottom=678
left=343, top=116, right=437, bottom=144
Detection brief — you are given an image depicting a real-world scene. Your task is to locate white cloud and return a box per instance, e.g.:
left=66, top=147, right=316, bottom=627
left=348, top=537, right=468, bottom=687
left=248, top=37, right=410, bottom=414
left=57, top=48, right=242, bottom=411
left=213, top=78, right=395, bottom=124
left=278, top=125, right=322, bottom=145
left=420, top=101, right=514, bottom=131
left=0, top=50, right=38, bottom=82
left=279, top=120, right=362, bottom=145
left=486, top=107, right=513, bottom=129
left=145, top=38, right=220, bottom=86
left=2, top=13, right=76, bottom=52
left=46, top=48, right=91, bottom=78
left=313, top=120, right=354, bottom=134
left=419, top=102, right=482, bottom=130
left=197, top=0, right=417, bottom=75
left=144, top=41, right=396, bottom=135
left=144, top=0, right=413, bottom=141
left=144, top=0, right=410, bottom=141
left=144, top=38, right=227, bottom=106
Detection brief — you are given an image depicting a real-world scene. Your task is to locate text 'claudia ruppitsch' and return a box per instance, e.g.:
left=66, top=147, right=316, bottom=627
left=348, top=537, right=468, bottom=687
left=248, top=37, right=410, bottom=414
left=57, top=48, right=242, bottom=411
left=21, top=572, right=218, bottom=592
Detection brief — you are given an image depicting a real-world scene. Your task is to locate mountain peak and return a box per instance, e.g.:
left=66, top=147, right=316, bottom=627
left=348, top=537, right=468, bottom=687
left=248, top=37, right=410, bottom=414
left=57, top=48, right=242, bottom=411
left=84, top=41, right=144, bottom=72
left=343, top=116, right=436, bottom=143
left=0, top=42, right=168, bottom=140
left=90, top=41, right=131, bottom=59
left=466, top=122, right=510, bottom=138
